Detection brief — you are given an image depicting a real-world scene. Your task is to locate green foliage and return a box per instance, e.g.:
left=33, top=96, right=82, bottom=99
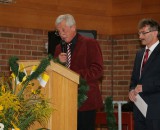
left=18, top=55, right=52, bottom=97
left=105, top=96, right=118, bottom=130
left=0, top=54, right=88, bottom=130
left=18, top=72, right=26, bottom=82
left=27, top=55, right=52, bottom=82
left=0, top=55, right=53, bottom=130
left=8, top=56, right=19, bottom=76
left=78, top=77, right=89, bottom=108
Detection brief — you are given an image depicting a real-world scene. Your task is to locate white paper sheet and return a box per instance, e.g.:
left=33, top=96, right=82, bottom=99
left=134, top=94, right=148, bottom=117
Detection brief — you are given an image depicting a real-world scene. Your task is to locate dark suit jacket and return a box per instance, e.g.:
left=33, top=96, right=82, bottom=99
left=130, top=43, right=160, bottom=120
left=54, top=34, right=103, bottom=111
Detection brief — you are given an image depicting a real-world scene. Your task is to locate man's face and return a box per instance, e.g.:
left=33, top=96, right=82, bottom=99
left=56, top=20, right=76, bottom=43
left=138, top=25, right=157, bottom=47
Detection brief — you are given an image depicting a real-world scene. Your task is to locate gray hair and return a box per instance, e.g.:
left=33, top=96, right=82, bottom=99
left=55, top=14, right=76, bottom=27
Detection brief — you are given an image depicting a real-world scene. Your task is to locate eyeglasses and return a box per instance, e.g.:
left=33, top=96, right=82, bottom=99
left=138, top=30, right=156, bottom=35
left=54, top=29, right=67, bottom=36
left=55, top=27, right=70, bottom=36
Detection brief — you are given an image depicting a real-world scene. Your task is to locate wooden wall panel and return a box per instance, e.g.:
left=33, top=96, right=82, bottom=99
left=0, top=0, right=160, bottom=35
left=112, top=14, right=160, bottom=35
left=15, top=0, right=58, bottom=11
left=112, top=16, right=139, bottom=35
left=112, top=0, right=141, bottom=16
left=142, top=0, right=160, bottom=13
left=0, top=5, right=55, bottom=30
left=75, top=14, right=112, bottom=35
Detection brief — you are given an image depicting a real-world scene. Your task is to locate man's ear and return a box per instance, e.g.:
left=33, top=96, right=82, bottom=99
left=154, top=30, right=158, bottom=37
left=71, top=25, right=76, bottom=31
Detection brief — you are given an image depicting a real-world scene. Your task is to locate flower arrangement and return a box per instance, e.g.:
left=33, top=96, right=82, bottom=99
left=0, top=55, right=53, bottom=130
left=0, top=55, right=89, bottom=130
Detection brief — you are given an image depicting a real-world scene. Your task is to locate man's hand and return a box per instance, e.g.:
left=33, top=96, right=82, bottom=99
left=135, top=84, right=142, bottom=93
left=129, top=90, right=137, bottom=102
left=129, top=85, right=142, bottom=102
left=58, top=53, right=67, bottom=63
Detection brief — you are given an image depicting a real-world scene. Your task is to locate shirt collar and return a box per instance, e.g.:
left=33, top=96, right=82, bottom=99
left=70, top=33, right=78, bottom=45
left=146, top=40, right=159, bottom=52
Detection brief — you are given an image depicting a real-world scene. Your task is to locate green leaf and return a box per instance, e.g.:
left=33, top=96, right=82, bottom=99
left=105, top=96, right=118, bottom=130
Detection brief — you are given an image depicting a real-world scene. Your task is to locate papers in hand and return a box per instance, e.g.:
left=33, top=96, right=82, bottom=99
left=134, top=94, right=148, bottom=117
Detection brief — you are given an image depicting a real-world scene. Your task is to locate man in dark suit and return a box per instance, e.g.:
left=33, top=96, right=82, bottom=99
left=54, top=14, right=103, bottom=130
left=129, top=18, right=160, bottom=130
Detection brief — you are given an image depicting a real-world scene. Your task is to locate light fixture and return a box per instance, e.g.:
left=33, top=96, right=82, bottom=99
left=0, top=0, right=16, bottom=4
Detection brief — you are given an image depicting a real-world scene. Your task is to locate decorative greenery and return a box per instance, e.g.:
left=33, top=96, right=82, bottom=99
left=0, top=54, right=88, bottom=130
left=78, top=77, right=89, bottom=108
left=0, top=55, right=53, bottom=130
left=105, top=96, right=117, bottom=130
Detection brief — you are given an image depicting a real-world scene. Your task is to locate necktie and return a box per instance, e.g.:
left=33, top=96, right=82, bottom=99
left=66, top=43, right=72, bottom=68
left=142, top=49, right=150, bottom=70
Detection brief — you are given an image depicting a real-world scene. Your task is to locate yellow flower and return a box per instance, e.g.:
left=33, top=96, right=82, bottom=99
left=11, top=121, right=20, bottom=130
left=0, top=92, right=21, bottom=112
left=14, top=128, right=20, bottom=130
left=19, top=76, right=27, bottom=86
left=31, top=89, right=36, bottom=94
left=0, top=105, right=3, bottom=111
left=22, top=76, right=27, bottom=82
left=1, top=85, right=6, bottom=92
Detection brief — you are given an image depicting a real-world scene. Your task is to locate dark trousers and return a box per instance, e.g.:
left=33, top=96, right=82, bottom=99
left=78, top=110, right=96, bottom=130
left=134, top=119, right=160, bottom=130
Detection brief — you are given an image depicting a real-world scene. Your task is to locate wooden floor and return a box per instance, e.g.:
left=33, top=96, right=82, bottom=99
left=95, top=112, right=134, bottom=130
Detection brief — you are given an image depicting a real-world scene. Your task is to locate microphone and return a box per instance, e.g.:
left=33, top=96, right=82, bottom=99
left=60, top=40, right=67, bottom=53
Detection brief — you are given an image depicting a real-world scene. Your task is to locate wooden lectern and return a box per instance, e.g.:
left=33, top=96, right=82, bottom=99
left=19, top=60, right=80, bottom=130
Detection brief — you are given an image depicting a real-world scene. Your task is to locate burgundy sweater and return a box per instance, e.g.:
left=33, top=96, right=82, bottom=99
left=54, top=34, right=103, bottom=111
